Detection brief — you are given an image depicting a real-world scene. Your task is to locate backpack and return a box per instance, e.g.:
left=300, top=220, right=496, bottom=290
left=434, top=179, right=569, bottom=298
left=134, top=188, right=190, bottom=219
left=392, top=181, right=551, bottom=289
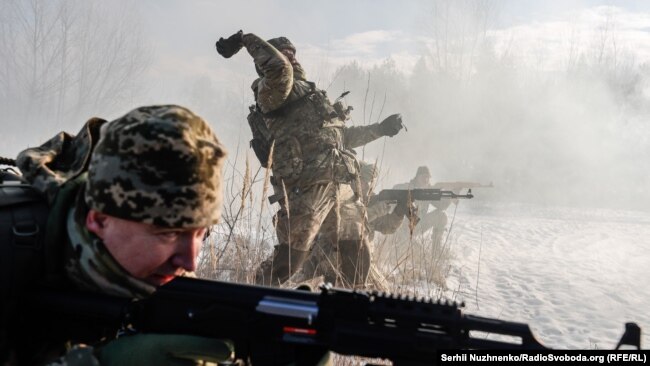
left=0, top=168, right=51, bottom=362
left=0, top=169, right=50, bottom=316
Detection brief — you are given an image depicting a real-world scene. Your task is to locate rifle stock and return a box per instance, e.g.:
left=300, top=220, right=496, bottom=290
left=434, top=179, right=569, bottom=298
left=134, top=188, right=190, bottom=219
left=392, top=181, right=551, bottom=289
left=22, top=277, right=641, bottom=365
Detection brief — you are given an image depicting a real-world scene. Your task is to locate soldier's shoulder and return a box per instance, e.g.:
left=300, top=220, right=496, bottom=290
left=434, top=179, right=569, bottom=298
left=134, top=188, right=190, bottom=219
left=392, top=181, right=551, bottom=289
left=293, top=79, right=316, bottom=95
left=251, top=78, right=261, bottom=91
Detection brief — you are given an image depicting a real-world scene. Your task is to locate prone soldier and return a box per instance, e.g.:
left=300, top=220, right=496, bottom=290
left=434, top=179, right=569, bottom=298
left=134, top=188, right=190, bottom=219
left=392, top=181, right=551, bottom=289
left=0, top=105, right=267, bottom=365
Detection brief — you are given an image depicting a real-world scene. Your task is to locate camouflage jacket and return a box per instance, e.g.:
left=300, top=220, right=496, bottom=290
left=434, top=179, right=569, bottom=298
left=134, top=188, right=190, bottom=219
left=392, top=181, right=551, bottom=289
left=242, top=33, right=385, bottom=187
left=367, top=199, right=404, bottom=236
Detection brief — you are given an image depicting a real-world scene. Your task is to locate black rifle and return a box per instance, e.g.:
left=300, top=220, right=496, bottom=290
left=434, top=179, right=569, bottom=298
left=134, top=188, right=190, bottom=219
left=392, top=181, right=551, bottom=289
left=369, top=188, right=474, bottom=207
left=432, top=181, right=494, bottom=190
left=22, top=277, right=641, bottom=366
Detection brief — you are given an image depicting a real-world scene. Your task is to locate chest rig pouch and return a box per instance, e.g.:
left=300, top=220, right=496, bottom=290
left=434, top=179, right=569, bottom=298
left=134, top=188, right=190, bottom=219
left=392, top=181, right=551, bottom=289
left=251, top=82, right=359, bottom=186
left=247, top=105, right=274, bottom=168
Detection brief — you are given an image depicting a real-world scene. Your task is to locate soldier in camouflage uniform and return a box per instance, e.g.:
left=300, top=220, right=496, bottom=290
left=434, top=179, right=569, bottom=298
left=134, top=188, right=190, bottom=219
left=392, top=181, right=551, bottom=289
left=216, top=31, right=404, bottom=287
left=3, top=105, right=240, bottom=365
left=394, top=166, right=450, bottom=245
left=288, top=161, right=413, bottom=290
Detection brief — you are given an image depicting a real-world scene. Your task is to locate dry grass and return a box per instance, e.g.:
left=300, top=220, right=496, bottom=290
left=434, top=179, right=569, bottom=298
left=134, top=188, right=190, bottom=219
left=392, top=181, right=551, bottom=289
left=196, top=159, right=460, bottom=365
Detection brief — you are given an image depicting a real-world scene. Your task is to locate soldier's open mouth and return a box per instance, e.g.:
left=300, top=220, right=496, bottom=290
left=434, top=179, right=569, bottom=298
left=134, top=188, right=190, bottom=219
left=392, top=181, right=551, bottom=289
left=151, top=274, right=176, bottom=285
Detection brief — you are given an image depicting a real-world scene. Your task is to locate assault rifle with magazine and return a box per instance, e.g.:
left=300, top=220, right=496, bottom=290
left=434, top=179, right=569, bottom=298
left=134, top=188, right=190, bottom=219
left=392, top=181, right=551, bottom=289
left=368, top=188, right=474, bottom=207
left=21, top=276, right=641, bottom=365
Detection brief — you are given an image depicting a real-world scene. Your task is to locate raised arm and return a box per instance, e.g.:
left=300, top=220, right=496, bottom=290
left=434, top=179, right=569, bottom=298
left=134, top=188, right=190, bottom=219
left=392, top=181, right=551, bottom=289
left=241, top=33, right=294, bottom=113
left=216, top=31, right=294, bottom=113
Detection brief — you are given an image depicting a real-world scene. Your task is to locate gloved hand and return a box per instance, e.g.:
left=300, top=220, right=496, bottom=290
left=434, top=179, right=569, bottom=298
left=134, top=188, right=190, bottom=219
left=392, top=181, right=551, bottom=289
left=216, top=30, right=244, bottom=58
left=378, top=114, right=403, bottom=137
left=393, top=200, right=418, bottom=220
left=97, top=333, right=235, bottom=366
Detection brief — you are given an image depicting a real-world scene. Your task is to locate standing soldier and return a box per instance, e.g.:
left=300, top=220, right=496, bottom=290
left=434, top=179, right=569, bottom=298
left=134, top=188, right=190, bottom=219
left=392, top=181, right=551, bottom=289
left=215, top=31, right=404, bottom=287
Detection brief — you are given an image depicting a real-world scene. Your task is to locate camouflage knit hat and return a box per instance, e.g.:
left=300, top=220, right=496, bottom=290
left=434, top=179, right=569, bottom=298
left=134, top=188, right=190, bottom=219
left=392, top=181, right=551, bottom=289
left=416, top=166, right=431, bottom=178
left=267, top=37, right=296, bottom=53
left=85, top=105, right=227, bottom=228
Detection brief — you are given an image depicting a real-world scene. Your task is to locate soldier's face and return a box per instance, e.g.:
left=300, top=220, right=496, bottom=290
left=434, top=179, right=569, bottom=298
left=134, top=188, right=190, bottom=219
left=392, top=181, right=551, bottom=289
left=415, top=174, right=430, bottom=186
left=86, top=210, right=207, bottom=286
left=280, top=48, right=298, bottom=65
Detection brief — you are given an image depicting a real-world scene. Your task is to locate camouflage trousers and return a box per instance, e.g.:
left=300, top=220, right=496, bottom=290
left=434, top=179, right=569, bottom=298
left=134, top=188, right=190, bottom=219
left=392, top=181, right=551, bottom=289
left=287, top=237, right=389, bottom=291
left=255, top=182, right=371, bottom=287
left=397, top=209, right=448, bottom=245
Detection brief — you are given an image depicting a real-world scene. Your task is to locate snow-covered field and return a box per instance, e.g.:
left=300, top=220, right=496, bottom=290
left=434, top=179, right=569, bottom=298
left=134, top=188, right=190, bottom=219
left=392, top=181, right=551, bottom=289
left=443, top=202, right=650, bottom=349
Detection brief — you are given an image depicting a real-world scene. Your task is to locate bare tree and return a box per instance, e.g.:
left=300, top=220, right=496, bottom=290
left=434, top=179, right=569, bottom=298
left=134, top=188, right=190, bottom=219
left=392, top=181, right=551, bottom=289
left=421, top=0, right=499, bottom=82
left=0, top=0, right=151, bottom=142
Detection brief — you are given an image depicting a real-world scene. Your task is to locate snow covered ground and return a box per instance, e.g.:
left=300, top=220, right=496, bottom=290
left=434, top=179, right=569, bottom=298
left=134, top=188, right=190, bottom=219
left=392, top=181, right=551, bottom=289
left=442, top=201, right=650, bottom=349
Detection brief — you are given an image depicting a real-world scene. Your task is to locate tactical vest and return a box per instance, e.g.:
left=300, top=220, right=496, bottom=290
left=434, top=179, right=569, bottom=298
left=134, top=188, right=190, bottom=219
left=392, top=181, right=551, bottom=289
left=248, top=81, right=358, bottom=187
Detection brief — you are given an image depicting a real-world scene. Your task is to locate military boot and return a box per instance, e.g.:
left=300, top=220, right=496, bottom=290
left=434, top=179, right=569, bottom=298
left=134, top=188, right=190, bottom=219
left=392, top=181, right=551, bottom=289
left=254, top=244, right=310, bottom=287
left=336, top=240, right=370, bottom=288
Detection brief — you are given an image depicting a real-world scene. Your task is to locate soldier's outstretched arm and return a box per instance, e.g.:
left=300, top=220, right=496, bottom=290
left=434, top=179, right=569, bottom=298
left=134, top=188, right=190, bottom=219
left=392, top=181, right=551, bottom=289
left=343, top=124, right=384, bottom=148
left=344, top=113, right=404, bottom=148
left=370, top=210, right=406, bottom=235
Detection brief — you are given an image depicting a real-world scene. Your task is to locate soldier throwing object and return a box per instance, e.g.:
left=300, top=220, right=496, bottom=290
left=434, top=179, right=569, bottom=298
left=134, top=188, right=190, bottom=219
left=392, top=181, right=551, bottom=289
left=216, top=31, right=404, bottom=287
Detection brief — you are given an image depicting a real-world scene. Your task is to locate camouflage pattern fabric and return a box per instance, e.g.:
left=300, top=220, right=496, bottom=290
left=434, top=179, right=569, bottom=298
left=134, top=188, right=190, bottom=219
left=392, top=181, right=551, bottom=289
left=16, top=105, right=225, bottom=297
left=14, top=105, right=229, bottom=365
left=288, top=196, right=402, bottom=287
left=16, top=118, right=106, bottom=204
left=366, top=200, right=404, bottom=238
left=267, top=37, right=296, bottom=54
left=242, top=33, right=294, bottom=113
left=257, top=79, right=359, bottom=187
left=343, top=124, right=384, bottom=150
left=288, top=163, right=404, bottom=290
left=347, top=160, right=405, bottom=240
left=243, top=33, right=385, bottom=188
left=255, top=182, right=370, bottom=286
left=86, top=105, right=226, bottom=228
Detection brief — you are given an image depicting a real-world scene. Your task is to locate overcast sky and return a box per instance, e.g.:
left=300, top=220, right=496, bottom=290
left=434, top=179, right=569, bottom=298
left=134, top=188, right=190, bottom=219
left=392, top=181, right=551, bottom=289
left=4, top=0, right=650, bottom=208
left=133, top=0, right=650, bottom=96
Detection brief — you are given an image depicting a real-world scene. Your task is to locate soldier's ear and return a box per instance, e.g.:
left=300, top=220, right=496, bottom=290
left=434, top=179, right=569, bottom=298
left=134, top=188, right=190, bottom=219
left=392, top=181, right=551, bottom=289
left=86, top=209, right=108, bottom=236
